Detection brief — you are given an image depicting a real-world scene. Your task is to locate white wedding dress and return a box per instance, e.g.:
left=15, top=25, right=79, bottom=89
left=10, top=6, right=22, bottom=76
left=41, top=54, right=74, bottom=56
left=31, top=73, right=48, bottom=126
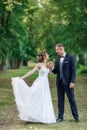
left=11, top=66, right=56, bottom=124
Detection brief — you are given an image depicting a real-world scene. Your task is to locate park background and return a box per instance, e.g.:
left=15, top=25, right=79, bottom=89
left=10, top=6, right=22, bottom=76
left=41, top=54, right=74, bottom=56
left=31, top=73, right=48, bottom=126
left=0, top=0, right=87, bottom=130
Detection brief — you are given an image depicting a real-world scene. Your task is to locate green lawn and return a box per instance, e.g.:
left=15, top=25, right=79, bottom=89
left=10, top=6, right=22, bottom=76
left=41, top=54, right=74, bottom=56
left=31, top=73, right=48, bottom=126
left=0, top=66, right=87, bottom=130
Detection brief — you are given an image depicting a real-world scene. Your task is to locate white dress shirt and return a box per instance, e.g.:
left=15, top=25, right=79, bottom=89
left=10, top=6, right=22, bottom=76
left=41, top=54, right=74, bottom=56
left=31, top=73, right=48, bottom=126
left=60, top=53, right=66, bottom=64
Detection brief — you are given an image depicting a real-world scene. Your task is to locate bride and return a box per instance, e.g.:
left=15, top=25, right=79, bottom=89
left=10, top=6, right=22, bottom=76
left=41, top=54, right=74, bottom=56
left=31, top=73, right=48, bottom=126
left=11, top=52, right=56, bottom=124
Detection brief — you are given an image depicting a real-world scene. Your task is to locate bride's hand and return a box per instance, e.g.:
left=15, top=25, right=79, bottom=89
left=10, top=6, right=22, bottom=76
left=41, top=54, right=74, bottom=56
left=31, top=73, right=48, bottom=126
left=48, top=62, right=54, bottom=70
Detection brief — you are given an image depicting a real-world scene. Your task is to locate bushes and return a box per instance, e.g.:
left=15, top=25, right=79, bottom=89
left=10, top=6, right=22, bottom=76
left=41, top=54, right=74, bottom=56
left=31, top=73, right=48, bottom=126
left=77, top=65, right=87, bottom=75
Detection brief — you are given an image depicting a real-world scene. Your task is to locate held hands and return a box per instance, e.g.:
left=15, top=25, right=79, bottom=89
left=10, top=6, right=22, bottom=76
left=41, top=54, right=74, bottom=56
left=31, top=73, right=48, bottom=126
left=69, top=82, right=75, bottom=88
left=48, top=61, right=54, bottom=70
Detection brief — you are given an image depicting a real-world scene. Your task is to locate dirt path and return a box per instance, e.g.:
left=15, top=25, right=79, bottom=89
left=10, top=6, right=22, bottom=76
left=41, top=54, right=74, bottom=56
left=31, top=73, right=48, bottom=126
left=0, top=105, right=18, bottom=130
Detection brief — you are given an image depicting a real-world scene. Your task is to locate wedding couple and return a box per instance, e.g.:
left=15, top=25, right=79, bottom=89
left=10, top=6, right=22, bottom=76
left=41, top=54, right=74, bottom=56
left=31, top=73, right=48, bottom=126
left=12, top=44, right=79, bottom=124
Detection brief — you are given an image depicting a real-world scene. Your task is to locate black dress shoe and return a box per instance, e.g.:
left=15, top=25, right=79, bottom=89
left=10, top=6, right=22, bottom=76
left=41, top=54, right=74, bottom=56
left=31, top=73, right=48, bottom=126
left=56, top=118, right=63, bottom=123
left=75, top=118, right=79, bottom=122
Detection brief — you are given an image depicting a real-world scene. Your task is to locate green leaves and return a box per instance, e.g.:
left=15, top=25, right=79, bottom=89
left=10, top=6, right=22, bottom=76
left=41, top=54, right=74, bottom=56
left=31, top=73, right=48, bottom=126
left=0, top=0, right=87, bottom=70
left=3, top=0, right=22, bottom=12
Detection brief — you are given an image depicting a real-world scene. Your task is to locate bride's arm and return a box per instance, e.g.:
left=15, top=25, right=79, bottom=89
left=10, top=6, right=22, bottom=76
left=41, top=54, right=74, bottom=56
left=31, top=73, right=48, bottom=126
left=21, top=64, right=40, bottom=80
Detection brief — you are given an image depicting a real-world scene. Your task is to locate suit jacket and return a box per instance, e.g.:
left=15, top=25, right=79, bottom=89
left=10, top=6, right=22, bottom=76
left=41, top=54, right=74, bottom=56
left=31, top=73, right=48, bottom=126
left=52, top=54, right=76, bottom=87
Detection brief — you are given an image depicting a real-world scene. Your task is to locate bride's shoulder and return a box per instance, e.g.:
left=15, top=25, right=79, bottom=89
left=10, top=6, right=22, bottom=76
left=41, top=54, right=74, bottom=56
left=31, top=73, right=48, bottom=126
left=35, top=63, right=42, bottom=69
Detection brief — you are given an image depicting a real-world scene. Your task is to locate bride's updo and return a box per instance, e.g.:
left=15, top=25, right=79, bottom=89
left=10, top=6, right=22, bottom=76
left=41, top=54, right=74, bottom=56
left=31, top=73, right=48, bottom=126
left=37, top=52, right=47, bottom=62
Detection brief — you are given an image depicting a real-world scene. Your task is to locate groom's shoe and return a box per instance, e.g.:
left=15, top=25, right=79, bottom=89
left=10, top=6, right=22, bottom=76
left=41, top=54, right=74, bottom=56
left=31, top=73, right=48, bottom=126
left=75, top=118, right=80, bottom=122
left=56, top=118, right=63, bottom=123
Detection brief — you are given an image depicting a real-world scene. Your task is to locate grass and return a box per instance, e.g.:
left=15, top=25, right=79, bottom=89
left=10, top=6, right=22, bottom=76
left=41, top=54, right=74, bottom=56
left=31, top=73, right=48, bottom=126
left=0, top=65, right=87, bottom=130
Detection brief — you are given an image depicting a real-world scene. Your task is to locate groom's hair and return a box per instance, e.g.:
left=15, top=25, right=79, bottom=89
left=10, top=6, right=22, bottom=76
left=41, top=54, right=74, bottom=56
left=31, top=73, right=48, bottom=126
left=55, top=43, right=64, bottom=48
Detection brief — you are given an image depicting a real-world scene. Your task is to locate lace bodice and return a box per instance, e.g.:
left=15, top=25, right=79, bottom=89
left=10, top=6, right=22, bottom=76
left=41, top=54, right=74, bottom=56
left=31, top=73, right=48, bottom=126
left=39, top=66, right=49, bottom=77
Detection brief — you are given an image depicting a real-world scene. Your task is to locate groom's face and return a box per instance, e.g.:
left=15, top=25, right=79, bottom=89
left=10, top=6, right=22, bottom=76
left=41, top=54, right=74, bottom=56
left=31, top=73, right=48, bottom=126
left=55, top=46, right=64, bottom=56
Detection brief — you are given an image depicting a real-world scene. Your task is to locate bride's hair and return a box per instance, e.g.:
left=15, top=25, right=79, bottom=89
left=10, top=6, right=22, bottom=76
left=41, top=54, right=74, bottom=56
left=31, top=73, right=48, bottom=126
left=37, top=52, right=47, bottom=62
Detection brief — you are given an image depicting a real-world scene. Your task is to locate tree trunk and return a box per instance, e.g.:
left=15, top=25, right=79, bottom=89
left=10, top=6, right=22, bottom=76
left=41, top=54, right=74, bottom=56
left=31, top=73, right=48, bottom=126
left=5, top=11, right=11, bottom=33
left=0, top=59, right=6, bottom=71
left=23, top=60, right=28, bottom=66
left=79, top=54, right=85, bottom=65
left=9, top=59, right=21, bottom=69
left=1, top=12, right=5, bottom=33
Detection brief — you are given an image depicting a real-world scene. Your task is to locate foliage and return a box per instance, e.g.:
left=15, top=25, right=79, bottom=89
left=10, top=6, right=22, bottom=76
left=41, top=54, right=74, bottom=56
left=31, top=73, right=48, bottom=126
left=77, top=65, right=87, bottom=76
left=0, top=0, right=87, bottom=70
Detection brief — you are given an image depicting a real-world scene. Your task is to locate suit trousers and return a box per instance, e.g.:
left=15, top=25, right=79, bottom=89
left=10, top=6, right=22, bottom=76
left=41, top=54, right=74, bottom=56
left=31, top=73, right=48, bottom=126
left=57, top=79, right=79, bottom=120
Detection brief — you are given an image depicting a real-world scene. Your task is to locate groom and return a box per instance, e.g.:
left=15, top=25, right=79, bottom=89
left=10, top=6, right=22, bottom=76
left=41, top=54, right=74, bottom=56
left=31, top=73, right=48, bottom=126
left=50, top=44, right=79, bottom=122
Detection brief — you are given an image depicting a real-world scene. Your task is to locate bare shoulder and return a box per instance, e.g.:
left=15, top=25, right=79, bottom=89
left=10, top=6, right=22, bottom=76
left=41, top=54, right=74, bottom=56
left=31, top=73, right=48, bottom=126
left=35, top=63, right=42, bottom=69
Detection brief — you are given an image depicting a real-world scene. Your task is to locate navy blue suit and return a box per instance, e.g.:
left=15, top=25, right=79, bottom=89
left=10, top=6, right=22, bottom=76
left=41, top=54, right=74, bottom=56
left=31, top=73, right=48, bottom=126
left=52, top=54, right=79, bottom=120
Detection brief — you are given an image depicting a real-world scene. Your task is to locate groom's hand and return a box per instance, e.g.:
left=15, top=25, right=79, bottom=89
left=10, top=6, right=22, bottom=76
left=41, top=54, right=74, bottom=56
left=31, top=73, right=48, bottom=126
left=48, top=62, right=54, bottom=70
left=69, top=82, right=75, bottom=88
